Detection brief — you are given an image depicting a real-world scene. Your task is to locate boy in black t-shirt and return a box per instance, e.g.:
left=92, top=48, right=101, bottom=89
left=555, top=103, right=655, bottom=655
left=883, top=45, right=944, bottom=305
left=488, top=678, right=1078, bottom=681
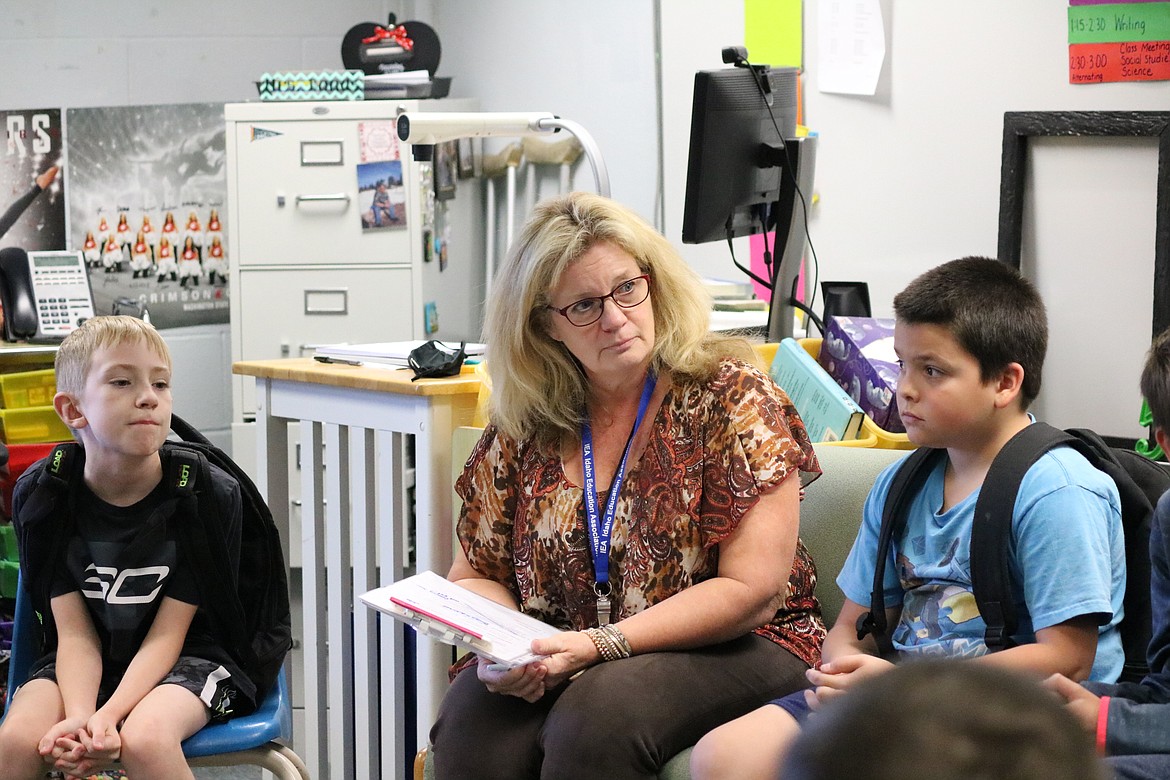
left=0, top=315, right=244, bottom=780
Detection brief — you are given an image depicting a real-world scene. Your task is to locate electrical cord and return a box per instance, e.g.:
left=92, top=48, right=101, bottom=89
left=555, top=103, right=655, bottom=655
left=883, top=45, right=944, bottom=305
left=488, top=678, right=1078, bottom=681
left=727, top=232, right=773, bottom=290
left=738, top=52, right=823, bottom=330
left=790, top=275, right=825, bottom=334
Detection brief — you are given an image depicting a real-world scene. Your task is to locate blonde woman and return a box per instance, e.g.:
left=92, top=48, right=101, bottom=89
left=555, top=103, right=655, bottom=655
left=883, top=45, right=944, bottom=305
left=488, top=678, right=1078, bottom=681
left=430, top=192, right=825, bottom=779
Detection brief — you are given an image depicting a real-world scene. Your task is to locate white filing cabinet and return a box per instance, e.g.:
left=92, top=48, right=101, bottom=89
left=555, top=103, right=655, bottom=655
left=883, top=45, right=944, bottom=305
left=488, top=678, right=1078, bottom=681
left=224, top=97, right=481, bottom=423
left=224, top=98, right=482, bottom=773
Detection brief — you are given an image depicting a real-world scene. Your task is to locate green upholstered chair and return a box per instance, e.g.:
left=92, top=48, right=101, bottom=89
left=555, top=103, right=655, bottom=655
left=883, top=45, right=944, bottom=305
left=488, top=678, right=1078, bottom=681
left=417, top=433, right=906, bottom=780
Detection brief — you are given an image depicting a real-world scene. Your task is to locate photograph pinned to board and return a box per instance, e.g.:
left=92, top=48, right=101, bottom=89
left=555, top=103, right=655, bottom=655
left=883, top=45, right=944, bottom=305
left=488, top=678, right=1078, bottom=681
left=438, top=222, right=449, bottom=272
left=456, top=137, right=476, bottom=179
left=358, top=119, right=407, bottom=231
left=357, top=159, right=406, bottom=230
left=358, top=119, right=399, bottom=163
left=433, top=140, right=458, bottom=200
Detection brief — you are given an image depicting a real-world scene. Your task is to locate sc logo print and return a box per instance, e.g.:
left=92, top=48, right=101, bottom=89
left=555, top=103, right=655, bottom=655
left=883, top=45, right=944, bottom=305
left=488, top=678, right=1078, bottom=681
left=81, top=564, right=169, bottom=604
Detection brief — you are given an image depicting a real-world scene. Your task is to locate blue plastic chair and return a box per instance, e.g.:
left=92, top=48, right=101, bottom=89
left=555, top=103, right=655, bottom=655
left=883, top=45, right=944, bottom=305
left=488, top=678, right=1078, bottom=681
left=3, top=576, right=309, bottom=779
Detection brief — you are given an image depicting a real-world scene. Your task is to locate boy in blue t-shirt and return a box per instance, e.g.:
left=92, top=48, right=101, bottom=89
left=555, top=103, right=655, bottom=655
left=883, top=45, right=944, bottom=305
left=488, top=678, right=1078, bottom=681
left=691, top=256, right=1125, bottom=780
left=1047, top=326, right=1170, bottom=780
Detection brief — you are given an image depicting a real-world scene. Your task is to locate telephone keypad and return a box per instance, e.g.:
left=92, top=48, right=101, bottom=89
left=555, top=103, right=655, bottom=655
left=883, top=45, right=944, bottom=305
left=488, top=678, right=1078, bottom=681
left=26, top=251, right=96, bottom=339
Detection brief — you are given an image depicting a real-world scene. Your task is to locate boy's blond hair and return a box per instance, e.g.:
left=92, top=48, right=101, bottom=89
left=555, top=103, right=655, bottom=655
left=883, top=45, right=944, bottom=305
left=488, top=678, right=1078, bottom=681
left=55, top=315, right=172, bottom=395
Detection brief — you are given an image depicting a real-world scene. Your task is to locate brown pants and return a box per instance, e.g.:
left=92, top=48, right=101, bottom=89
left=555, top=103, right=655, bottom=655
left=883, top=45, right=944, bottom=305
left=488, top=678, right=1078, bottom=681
left=430, top=633, right=810, bottom=780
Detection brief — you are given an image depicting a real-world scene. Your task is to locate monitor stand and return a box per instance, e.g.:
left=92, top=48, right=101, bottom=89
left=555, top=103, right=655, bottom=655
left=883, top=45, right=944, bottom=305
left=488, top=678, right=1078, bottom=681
left=766, top=135, right=817, bottom=343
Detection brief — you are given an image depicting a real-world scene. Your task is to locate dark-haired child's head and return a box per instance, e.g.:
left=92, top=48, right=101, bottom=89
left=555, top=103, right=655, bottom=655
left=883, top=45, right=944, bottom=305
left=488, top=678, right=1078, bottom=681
left=1140, top=326, right=1170, bottom=438
left=893, top=256, right=1047, bottom=409
left=782, top=660, right=1107, bottom=780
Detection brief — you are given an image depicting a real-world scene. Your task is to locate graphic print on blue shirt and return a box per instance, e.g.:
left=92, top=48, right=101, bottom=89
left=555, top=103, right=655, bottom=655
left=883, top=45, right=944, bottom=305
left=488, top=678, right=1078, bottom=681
left=890, top=496, right=991, bottom=660
left=837, top=447, right=1125, bottom=680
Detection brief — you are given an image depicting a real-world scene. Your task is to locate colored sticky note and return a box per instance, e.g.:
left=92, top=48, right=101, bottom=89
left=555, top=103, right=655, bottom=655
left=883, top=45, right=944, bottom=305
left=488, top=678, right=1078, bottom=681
left=1068, top=2, right=1170, bottom=44
left=1070, top=0, right=1166, bottom=6
left=745, top=0, right=803, bottom=67
left=1069, top=40, right=1170, bottom=82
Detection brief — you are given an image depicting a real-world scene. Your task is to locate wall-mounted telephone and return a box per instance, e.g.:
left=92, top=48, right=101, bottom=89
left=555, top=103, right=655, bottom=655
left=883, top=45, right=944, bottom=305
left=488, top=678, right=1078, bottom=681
left=0, top=247, right=96, bottom=342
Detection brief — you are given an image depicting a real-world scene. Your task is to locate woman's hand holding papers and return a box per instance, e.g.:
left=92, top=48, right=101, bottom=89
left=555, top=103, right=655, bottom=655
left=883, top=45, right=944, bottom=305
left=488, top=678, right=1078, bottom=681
left=476, top=630, right=604, bottom=701
left=531, top=631, right=603, bottom=690
left=477, top=656, right=548, bottom=702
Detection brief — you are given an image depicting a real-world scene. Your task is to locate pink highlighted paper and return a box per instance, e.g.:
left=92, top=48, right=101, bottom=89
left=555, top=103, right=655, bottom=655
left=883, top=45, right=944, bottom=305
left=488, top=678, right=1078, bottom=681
left=750, top=232, right=806, bottom=304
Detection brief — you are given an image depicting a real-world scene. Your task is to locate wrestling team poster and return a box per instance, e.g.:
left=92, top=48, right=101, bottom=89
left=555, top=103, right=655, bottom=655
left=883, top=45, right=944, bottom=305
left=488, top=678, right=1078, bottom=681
left=66, top=103, right=229, bottom=329
left=1, top=108, right=66, bottom=251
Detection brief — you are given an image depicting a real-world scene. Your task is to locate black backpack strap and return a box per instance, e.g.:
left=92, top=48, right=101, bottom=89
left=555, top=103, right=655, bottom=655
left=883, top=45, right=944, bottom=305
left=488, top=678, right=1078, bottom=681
left=170, top=413, right=213, bottom=447
left=17, top=443, right=83, bottom=559
left=1066, top=428, right=1156, bottom=527
left=858, top=447, right=945, bottom=658
left=1065, top=427, right=1163, bottom=683
left=971, top=422, right=1073, bottom=652
left=23, top=442, right=81, bottom=507
left=163, top=442, right=254, bottom=665
left=165, top=444, right=200, bottom=494
left=13, top=442, right=83, bottom=643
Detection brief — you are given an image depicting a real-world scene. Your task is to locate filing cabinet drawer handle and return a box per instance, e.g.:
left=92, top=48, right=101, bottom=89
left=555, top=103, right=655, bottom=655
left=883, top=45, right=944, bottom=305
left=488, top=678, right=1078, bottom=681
left=295, top=193, right=351, bottom=205
left=304, top=288, right=348, bottom=315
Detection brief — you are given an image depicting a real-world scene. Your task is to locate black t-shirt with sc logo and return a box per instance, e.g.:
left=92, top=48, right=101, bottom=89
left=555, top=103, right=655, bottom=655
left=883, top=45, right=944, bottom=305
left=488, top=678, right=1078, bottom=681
left=51, top=479, right=205, bottom=673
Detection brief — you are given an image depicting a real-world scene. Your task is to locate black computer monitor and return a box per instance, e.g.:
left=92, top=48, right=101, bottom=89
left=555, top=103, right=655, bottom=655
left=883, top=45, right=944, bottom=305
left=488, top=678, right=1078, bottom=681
left=681, top=61, right=815, bottom=342
left=682, top=64, right=798, bottom=244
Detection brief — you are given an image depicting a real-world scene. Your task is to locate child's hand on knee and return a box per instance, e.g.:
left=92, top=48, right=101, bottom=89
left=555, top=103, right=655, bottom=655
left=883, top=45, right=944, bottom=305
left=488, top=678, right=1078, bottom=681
left=80, top=713, right=122, bottom=762
left=43, top=730, right=88, bottom=777
left=38, top=716, right=86, bottom=757
left=804, top=654, right=895, bottom=709
left=46, top=733, right=84, bottom=767
left=52, top=717, right=120, bottom=779
left=52, top=745, right=98, bottom=780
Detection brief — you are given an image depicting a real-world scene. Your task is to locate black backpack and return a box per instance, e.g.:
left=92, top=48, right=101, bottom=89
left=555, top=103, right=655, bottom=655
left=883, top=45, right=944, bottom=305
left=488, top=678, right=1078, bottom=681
left=857, top=423, right=1170, bottom=684
left=13, top=414, right=292, bottom=710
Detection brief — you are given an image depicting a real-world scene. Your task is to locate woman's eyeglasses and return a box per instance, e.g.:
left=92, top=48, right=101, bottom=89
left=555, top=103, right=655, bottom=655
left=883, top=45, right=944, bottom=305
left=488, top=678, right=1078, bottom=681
left=549, top=275, right=652, bottom=327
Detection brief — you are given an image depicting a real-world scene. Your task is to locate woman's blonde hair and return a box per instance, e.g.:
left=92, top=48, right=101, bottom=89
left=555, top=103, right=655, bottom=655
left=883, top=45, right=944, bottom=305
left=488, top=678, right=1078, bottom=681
left=485, top=191, right=755, bottom=447
left=55, top=315, right=172, bottom=395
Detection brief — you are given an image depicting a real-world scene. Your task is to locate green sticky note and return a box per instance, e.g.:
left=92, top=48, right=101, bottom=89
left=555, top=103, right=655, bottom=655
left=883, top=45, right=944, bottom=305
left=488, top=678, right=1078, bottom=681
left=745, top=0, right=803, bottom=67
left=1068, top=2, right=1170, bottom=44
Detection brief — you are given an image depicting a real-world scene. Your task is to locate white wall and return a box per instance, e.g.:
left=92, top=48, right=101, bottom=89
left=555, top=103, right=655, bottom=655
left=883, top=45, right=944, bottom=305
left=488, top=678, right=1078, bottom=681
left=0, top=1, right=401, bottom=107
left=458, top=0, right=1166, bottom=439
left=427, top=0, right=659, bottom=226
left=659, top=0, right=753, bottom=281
left=799, top=2, right=1170, bottom=439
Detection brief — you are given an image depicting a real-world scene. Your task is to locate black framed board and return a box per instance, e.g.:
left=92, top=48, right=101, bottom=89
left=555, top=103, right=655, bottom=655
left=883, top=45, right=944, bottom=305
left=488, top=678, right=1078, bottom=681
left=998, top=111, right=1170, bottom=336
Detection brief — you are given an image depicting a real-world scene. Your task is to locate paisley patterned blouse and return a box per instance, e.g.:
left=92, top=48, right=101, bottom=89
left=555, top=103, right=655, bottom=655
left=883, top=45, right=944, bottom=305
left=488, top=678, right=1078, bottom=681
left=455, top=359, right=826, bottom=667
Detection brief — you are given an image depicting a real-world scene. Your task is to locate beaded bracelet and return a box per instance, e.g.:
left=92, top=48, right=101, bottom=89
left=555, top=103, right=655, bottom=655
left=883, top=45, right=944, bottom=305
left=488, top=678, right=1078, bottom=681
left=601, top=623, right=633, bottom=657
left=584, top=625, right=632, bottom=662
left=584, top=627, right=619, bottom=661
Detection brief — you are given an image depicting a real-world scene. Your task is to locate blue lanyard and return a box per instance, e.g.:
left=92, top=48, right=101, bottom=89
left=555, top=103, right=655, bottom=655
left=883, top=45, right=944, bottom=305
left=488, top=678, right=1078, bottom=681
left=581, top=371, right=656, bottom=623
